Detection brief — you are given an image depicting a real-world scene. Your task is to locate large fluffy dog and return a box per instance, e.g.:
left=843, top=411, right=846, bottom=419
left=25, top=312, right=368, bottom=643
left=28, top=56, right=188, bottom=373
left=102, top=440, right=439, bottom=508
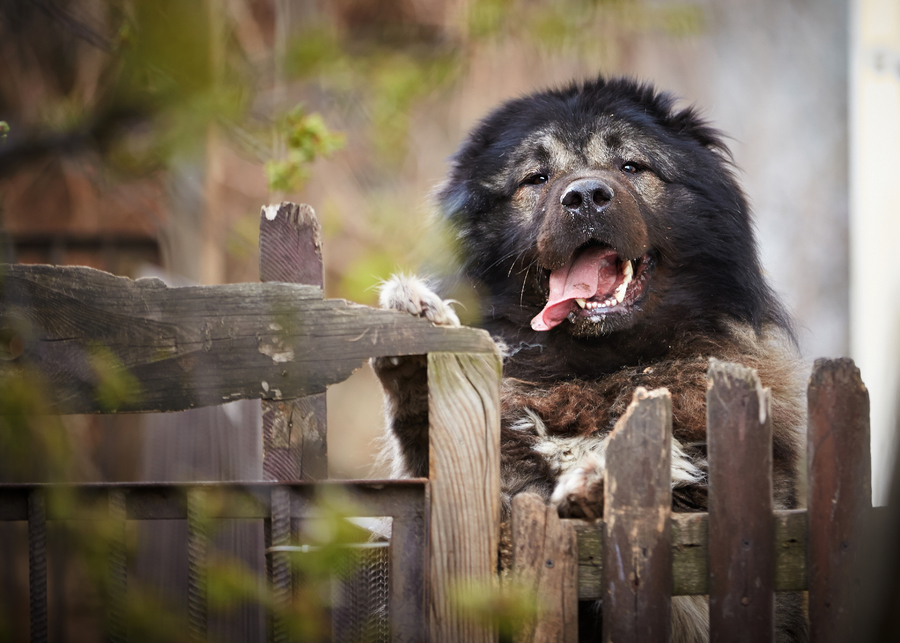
left=372, top=76, right=807, bottom=642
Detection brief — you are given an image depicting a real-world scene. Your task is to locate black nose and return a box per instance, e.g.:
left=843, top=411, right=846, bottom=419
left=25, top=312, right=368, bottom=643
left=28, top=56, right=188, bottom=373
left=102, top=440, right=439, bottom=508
left=560, top=178, right=614, bottom=216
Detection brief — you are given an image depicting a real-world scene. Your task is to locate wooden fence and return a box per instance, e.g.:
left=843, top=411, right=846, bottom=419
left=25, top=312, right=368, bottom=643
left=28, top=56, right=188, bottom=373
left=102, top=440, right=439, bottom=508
left=510, top=358, right=875, bottom=643
left=0, top=202, right=881, bottom=642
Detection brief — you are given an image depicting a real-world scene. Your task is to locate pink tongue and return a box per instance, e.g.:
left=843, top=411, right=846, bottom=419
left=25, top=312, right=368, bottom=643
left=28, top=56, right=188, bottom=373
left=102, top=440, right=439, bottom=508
left=531, top=247, right=619, bottom=331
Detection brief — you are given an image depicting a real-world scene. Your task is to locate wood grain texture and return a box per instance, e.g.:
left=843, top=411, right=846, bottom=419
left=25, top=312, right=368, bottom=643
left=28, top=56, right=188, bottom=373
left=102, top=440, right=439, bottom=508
left=572, top=509, right=812, bottom=600
left=707, top=360, right=775, bottom=643
left=807, top=358, right=871, bottom=643
left=259, top=202, right=326, bottom=481
left=427, top=351, right=501, bottom=643
left=0, top=263, right=494, bottom=413
left=511, top=492, right=578, bottom=643
left=603, top=387, right=673, bottom=643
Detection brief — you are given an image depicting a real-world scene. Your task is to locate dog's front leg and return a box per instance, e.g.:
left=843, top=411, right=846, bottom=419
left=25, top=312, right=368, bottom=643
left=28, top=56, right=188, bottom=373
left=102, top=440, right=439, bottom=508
left=551, top=438, right=707, bottom=519
left=371, top=275, right=460, bottom=478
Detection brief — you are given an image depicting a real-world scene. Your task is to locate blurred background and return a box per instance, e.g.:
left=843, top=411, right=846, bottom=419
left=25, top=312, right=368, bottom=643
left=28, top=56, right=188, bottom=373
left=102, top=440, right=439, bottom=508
left=3, top=0, right=899, bottom=489
left=2, top=0, right=899, bottom=639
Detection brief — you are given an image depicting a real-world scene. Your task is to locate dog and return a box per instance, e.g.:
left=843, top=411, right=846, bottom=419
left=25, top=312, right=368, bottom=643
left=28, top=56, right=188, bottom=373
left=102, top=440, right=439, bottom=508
left=372, top=76, right=808, bottom=642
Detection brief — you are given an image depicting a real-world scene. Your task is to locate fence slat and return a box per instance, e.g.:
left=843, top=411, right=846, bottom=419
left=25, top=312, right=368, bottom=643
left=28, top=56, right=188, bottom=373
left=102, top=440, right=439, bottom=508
left=28, top=490, right=48, bottom=643
left=603, top=387, right=672, bottom=643
left=259, top=202, right=327, bottom=482
left=511, top=492, right=578, bottom=643
left=807, top=358, right=871, bottom=643
left=388, top=495, right=429, bottom=640
left=707, top=360, right=775, bottom=643
left=427, top=351, right=501, bottom=643
left=186, top=489, right=208, bottom=643
left=107, top=490, right=128, bottom=643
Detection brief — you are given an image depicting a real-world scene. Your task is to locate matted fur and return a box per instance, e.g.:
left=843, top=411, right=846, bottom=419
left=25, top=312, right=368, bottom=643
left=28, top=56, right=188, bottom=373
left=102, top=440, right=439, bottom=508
left=372, top=76, right=808, bottom=642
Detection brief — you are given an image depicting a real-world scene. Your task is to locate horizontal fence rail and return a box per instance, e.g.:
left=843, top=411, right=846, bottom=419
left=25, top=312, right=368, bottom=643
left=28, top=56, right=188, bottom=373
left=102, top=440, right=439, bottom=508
left=0, top=263, right=495, bottom=414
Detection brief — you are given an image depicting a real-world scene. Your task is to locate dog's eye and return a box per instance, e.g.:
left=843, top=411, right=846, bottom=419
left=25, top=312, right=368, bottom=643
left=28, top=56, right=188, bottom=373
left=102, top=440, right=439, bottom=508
left=520, top=173, right=549, bottom=186
left=621, top=162, right=643, bottom=174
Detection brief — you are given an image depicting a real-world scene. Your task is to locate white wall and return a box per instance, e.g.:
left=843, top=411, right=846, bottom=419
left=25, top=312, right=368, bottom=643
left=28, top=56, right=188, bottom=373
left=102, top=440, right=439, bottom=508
left=851, top=0, right=900, bottom=504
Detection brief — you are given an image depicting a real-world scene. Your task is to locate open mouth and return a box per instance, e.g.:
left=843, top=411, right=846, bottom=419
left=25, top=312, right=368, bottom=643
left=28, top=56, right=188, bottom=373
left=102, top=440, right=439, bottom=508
left=531, top=245, right=652, bottom=331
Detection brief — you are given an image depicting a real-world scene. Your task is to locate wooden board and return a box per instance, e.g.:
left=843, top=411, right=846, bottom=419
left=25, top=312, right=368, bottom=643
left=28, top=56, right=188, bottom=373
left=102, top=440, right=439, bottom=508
left=603, top=387, right=673, bottom=643
left=707, top=359, right=775, bottom=643
left=258, top=202, right=327, bottom=481
left=427, top=351, right=501, bottom=643
left=0, top=263, right=495, bottom=413
left=807, top=358, right=871, bottom=643
left=572, top=508, right=811, bottom=599
left=511, top=492, right=578, bottom=643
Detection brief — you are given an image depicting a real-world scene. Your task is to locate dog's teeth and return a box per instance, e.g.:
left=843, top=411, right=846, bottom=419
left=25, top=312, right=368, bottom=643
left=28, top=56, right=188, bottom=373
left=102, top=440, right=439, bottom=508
left=575, top=298, right=586, bottom=309
left=613, top=283, right=627, bottom=304
left=623, top=260, right=633, bottom=280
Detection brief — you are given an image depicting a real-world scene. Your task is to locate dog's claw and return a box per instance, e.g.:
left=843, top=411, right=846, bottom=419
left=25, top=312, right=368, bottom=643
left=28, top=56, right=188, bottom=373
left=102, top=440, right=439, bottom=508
left=379, top=275, right=460, bottom=327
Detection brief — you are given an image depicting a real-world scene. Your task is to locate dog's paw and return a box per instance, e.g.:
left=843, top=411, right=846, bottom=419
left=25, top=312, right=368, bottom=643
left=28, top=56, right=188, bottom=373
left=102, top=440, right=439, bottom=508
left=550, top=453, right=605, bottom=520
left=379, top=274, right=460, bottom=328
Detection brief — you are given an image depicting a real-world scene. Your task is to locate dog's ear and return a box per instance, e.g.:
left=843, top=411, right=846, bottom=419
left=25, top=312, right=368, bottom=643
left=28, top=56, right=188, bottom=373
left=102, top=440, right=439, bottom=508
left=434, top=172, right=491, bottom=224
left=666, top=106, right=733, bottom=159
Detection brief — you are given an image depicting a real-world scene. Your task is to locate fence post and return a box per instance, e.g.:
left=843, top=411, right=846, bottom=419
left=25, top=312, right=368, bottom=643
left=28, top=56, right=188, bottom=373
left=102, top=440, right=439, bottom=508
left=706, top=360, right=775, bottom=643
left=807, top=358, right=870, bottom=642
left=258, top=202, right=327, bottom=482
left=427, top=351, right=501, bottom=643
left=603, top=387, right=672, bottom=643
left=511, top=492, right=578, bottom=643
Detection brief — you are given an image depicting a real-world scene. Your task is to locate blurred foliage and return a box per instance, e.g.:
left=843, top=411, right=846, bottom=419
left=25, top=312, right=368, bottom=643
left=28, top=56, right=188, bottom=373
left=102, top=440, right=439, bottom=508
left=0, top=366, right=74, bottom=481
left=452, top=577, right=542, bottom=640
left=0, top=0, right=710, bottom=636
left=265, top=107, right=345, bottom=193
left=88, top=344, right=143, bottom=412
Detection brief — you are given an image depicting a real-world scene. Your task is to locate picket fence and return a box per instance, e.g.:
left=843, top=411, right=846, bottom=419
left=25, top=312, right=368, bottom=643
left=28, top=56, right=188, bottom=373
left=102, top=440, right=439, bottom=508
left=0, top=202, right=878, bottom=642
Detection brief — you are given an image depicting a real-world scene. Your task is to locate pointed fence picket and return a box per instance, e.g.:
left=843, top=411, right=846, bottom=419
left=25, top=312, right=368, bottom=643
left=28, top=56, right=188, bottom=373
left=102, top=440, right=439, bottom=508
left=511, top=358, right=876, bottom=643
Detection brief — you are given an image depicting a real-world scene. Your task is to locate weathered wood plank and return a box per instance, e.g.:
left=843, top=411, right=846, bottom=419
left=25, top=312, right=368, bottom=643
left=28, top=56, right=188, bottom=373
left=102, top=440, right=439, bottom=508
left=707, top=360, right=775, bottom=643
left=389, top=490, right=429, bottom=642
left=807, top=358, right=871, bottom=643
left=511, top=492, right=578, bottom=643
left=774, top=509, right=807, bottom=593
left=603, top=387, right=673, bottom=643
left=572, top=509, right=810, bottom=599
left=0, top=263, right=494, bottom=413
left=427, top=351, right=501, bottom=643
left=259, top=202, right=327, bottom=481
left=671, top=512, right=707, bottom=597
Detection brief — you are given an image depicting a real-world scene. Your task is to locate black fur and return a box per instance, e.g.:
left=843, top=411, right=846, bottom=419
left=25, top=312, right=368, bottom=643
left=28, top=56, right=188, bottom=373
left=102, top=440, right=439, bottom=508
left=375, top=75, right=808, bottom=642
left=438, top=76, right=793, bottom=381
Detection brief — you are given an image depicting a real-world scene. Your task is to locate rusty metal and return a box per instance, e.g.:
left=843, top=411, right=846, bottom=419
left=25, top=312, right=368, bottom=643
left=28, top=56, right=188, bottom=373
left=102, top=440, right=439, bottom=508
left=107, top=490, right=127, bottom=643
left=187, top=489, right=208, bottom=643
left=28, top=490, right=48, bottom=643
left=269, top=486, right=292, bottom=643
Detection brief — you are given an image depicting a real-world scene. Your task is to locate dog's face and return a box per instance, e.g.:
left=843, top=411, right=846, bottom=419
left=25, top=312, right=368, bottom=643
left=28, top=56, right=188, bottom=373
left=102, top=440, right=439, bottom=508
left=439, top=77, right=774, bottom=343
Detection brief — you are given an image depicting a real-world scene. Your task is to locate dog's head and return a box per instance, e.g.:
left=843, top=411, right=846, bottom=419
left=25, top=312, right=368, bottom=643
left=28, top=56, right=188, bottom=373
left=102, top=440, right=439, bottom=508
left=438, top=76, right=783, bottom=344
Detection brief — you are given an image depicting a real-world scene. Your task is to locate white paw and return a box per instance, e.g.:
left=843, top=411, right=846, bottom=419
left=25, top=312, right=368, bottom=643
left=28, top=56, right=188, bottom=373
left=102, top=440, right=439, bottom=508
left=379, top=274, right=460, bottom=327
left=551, top=452, right=606, bottom=519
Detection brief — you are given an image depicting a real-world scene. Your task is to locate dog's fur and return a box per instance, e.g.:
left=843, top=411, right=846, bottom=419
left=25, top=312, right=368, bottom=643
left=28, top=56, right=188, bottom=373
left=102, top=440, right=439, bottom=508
left=372, top=76, right=808, bottom=642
